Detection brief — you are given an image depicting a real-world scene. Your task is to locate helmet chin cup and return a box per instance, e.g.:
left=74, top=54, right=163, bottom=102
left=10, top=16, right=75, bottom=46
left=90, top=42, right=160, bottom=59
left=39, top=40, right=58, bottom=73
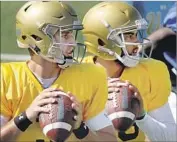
left=121, top=55, right=140, bottom=67
left=114, top=51, right=140, bottom=67
left=57, top=57, right=75, bottom=69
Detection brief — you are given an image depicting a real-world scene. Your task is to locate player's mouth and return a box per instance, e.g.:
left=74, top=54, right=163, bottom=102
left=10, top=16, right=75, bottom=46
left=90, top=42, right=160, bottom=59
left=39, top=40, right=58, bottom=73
left=131, top=47, right=139, bottom=55
left=65, top=49, right=74, bottom=57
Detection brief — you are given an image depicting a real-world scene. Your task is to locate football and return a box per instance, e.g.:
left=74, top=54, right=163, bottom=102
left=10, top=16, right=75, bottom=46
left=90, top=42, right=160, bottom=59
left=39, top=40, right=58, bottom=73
left=106, top=85, right=140, bottom=132
left=38, top=91, right=76, bottom=142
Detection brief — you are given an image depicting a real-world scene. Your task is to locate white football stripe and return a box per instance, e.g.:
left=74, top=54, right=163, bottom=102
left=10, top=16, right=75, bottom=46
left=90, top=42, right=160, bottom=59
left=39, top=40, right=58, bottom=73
left=43, top=122, right=72, bottom=136
left=108, top=111, right=135, bottom=121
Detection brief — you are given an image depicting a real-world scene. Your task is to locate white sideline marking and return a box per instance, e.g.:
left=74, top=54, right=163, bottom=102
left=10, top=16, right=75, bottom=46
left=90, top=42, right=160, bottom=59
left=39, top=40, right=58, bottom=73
left=1, top=53, right=30, bottom=61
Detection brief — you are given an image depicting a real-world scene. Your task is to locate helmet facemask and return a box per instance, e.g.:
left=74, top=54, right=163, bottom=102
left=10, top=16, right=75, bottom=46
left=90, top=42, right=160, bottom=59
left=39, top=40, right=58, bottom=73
left=98, top=18, right=153, bottom=67
left=38, top=21, right=86, bottom=69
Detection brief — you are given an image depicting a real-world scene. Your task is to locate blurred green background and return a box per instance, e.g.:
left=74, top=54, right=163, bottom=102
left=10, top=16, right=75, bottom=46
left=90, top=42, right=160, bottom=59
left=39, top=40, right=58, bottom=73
left=1, top=1, right=100, bottom=56
left=1, top=1, right=175, bottom=61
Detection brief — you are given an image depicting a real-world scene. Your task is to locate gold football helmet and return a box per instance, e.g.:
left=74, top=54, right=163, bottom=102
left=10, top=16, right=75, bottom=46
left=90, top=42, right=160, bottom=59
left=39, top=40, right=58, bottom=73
left=82, top=2, right=153, bottom=67
left=16, top=1, right=86, bottom=68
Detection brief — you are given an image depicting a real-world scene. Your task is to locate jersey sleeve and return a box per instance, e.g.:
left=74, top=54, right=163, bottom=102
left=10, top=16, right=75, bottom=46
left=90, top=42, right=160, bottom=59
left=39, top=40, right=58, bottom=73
left=147, top=61, right=171, bottom=111
left=1, top=64, right=13, bottom=117
left=83, top=66, right=108, bottom=121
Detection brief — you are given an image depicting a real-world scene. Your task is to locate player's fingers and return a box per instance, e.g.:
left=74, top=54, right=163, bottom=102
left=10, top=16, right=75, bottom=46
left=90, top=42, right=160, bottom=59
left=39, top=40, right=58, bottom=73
left=134, top=92, right=143, bottom=103
left=70, top=95, right=77, bottom=103
left=72, top=102, right=79, bottom=109
left=108, top=78, right=120, bottom=83
left=108, top=87, right=120, bottom=93
left=125, top=80, right=137, bottom=88
left=107, top=77, right=111, bottom=80
left=67, top=91, right=72, bottom=96
left=133, top=92, right=143, bottom=107
left=133, top=92, right=140, bottom=100
left=36, top=106, right=50, bottom=113
left=38, top=91, right=62, bottom=100
left=128, top=84, right=139, bottom=93
left=68, top=92, right=80, bottom=105
left=42, top=91, right=59, bottom=99
left=125, top=79, right=137, bottom=89
left=70, top=96, right=81, bottom=107
left=72, top=103, right=82, bottom=114
left=68, top=92, right=82, bottom=113
left=108, top=92, right=116, bottom=100
left=108, top=82, right=128, bottom=88
left=42, top=88, right=60, bottom=93
left=71, top=101, right=81, bottom=109
left=38, top=98, right=57, bottom=106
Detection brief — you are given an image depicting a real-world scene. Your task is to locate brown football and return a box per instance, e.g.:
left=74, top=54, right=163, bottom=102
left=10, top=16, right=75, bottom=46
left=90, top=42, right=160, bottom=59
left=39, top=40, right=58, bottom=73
left=38, top=91, right=76, bottom=142
left=106, top=85, right=140, bottom=132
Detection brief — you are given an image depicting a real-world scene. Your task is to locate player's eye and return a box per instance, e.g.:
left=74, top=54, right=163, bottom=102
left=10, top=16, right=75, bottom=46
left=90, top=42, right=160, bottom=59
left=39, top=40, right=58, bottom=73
left=61, top=31, right=73, bottom=39
left=124, top=32, right=136, bottom=40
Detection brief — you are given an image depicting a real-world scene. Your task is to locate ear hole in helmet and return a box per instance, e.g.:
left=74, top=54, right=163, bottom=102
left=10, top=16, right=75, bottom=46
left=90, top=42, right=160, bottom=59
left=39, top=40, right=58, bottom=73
left=31, top=35, right=42, bottom=41
left=24, top=4, right=32, bottom=12
left=53, top=15, right=64, bottom=20
left=98, top=38, right=105, bottom=46
left=22, top=35, right=27, bottom=40
left=93, top=56, right=98, bottom=63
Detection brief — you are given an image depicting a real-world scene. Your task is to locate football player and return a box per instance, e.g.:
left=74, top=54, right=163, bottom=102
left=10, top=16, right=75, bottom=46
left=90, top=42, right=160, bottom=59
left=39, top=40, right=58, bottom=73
left=82, top=2, right=176, bottom=142
left=0, top=1, right=117, bottom=142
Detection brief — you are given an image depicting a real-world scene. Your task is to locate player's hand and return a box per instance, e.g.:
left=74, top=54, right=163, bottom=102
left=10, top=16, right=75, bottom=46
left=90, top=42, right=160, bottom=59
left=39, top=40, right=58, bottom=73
left=67, top=92, right=83, bottom=130
left=108, top=78, right=145, bottom=118
left=108, top=78, right=123, bottom=93
left=26, top=88, right=62, bottom=122
left=125, top=80, right=145, bottom=118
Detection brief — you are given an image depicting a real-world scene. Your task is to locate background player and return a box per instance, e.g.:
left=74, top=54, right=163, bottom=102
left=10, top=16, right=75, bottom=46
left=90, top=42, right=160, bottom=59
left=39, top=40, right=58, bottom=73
left=82, top=2, right=176, bottom=141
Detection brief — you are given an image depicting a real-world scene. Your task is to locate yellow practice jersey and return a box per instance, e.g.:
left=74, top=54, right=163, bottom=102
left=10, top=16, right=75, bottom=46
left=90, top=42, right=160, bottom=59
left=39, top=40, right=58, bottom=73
left=83, top=56, right=171, bottom=142
left=1, top=62, right=108, bottom=142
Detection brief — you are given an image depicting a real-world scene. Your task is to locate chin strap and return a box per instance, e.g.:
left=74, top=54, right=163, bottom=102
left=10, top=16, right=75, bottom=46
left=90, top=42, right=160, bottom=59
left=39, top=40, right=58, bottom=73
left=98, top=46, right=140, bottom=67
left=119, top=55, right=140, bottom=67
